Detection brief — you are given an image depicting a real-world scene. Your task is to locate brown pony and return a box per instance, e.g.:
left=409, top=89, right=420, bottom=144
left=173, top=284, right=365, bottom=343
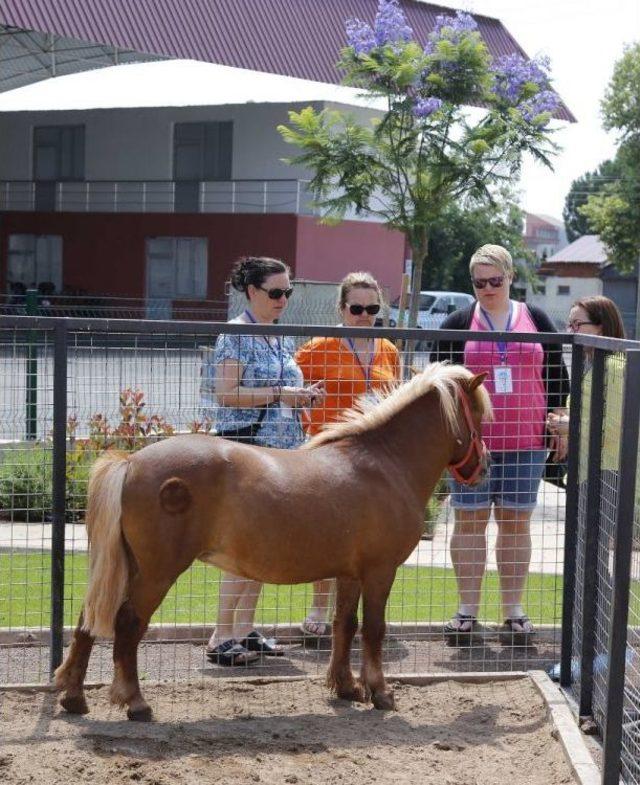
left=55, top=363, right=490, bottom=720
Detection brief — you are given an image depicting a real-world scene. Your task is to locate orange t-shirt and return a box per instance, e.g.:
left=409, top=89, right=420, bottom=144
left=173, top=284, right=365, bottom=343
left=295, top=336, right=401, bottom=435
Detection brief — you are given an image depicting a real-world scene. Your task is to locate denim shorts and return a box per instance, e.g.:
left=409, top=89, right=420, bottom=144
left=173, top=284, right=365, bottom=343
left=449, top=449, right=546, bottom=511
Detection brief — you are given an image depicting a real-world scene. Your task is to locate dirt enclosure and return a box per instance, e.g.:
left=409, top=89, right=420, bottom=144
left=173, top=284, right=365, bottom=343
left=0, top=676, right=580, bottom=785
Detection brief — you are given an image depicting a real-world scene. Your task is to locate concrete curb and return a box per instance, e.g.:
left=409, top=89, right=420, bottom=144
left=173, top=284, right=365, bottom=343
left=530, top=670, right=601, bottom=785
left=0, top=620, right=563, bottom=646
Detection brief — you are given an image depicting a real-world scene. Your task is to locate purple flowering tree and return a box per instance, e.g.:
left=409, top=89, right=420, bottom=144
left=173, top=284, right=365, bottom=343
left=279, top=0, right=561, bottom=327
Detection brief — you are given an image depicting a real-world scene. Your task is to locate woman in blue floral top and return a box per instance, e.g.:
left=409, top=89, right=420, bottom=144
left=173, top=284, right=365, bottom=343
left=202, top=256, right=324, bottom=667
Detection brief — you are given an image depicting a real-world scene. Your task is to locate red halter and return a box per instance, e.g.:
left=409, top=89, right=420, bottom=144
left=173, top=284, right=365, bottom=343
left=448, top=387, right=488, bottom=486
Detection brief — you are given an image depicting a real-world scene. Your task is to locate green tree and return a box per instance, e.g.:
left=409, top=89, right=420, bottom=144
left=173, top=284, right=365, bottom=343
left=424, top=193, right=533, bottom=292
left=278, top=1, right=560, bottom=325
left=581, top=43, right=640, bottom=272
left=563, top=159, right=620, bottom=242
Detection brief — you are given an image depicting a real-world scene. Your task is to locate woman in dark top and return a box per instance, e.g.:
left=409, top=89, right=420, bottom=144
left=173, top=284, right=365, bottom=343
left=431, top=244, right=569, bottom=647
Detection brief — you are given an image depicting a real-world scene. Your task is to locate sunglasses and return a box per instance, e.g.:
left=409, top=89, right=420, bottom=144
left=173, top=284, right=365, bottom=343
left=259, top=286, right=293, bottom=300
left=471, top=276, right=504, bottom=290
left=347, top=303, right=381, bottom=316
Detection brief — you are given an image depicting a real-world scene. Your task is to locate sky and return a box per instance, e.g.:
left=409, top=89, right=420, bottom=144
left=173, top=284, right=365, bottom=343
left=460, top=0, right=640, bottom=219
left=0, top=0, right=638, bottom=222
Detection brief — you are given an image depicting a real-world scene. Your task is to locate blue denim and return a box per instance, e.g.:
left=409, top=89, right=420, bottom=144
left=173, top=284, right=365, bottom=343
left=449, top=449, right=546, bottom=511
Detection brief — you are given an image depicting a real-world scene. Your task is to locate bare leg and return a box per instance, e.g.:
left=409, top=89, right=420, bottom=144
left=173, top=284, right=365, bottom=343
left=327, top=578, right=363, bottom=702
left=360, top=568, right=396, bottom=710
left=303, top=579, right=334, bottom=634
left=55, top=610, right=94, bottom=714
left=449, top=507, right=491, bottom=618
left=494, top=506, right=533, bottom=620
left=208, top=572, right=262, bottom=646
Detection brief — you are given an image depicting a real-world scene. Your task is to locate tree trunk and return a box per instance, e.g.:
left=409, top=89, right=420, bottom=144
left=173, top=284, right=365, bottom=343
left=407, top=236, right=428, bottom=329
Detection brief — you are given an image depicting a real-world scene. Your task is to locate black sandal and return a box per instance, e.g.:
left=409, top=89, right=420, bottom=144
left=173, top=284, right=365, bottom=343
left=240, top=630, right=285, bottom=656
left=444, top=613, right=479, bottom=648
left=499, top=616, right=536, bottom=647
left=205, top=639, right=258, bottom=666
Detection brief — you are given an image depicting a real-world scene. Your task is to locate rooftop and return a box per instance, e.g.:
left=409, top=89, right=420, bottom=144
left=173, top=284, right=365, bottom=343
left=547, top=235, right=608, bottom=264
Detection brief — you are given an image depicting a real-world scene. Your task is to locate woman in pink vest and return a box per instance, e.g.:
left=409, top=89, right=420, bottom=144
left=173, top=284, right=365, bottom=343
left=432, top=245, right=569, bottom=647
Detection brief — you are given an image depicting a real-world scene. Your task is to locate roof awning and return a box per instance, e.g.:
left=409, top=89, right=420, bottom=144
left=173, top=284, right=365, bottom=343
left=0, top=26, right=163, bottom=92
left=0, top=0, right=575, bottom=121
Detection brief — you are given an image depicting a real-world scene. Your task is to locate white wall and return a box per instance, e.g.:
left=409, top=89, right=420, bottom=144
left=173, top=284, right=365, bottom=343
left=527, top=275, right=603, bottom=325
left=0, top=101, right=382, bottom=183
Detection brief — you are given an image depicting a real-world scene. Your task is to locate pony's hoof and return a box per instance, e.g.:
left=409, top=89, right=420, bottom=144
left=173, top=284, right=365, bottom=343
left=60, top=695, right=89, bottom=715
left=337, top=682, right=369, bottom=704
left=127, top=705, right=153, bottom=722
left=372, top=690, right=396, bottom=711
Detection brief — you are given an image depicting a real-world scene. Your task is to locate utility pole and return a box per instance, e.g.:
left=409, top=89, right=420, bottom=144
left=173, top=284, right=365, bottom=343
left=635, top=258, right=640, bottom=340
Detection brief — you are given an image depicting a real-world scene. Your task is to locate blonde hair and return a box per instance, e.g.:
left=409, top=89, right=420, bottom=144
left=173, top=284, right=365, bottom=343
left=469, top=244, right=514, bottom=278
left=304, top=362, right=492, bottom=449
left=338, top=271, right=383, bottom=310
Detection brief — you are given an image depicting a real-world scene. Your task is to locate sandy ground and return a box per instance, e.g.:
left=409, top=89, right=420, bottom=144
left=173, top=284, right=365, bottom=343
left=0, top=677, right=578, bottom=785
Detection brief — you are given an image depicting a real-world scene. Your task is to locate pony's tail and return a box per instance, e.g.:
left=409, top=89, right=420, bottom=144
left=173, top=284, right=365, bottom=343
left=82, top=451, right=130, bottom=639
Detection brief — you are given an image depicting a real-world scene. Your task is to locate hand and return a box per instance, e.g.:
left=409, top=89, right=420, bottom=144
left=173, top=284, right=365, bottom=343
left=306, top=381, right=326, bottom=407
left=550, top=433, right=568, bottom=462
left=546, top=411, right=569, bottom=437
left=280, top=384, right=324, bottom=408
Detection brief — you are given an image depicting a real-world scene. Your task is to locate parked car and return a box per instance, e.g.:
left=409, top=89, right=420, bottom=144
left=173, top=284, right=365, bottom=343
left=388, top=291, right=474, bottom=329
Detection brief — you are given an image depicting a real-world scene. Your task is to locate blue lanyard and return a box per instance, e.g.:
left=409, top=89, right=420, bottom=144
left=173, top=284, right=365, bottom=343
left=346, top=337, right=374, bottom=388
left=479, top=301, right=513, bottom=365
left=244, top=309, right=285, bottom=382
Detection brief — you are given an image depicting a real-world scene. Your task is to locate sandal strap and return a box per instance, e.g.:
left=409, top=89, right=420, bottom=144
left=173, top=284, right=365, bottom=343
left=212, top=638, right=238, bottom=654
left=503, top=617, right=534, bottom=632
left=444, top=613, right=477, bottom=633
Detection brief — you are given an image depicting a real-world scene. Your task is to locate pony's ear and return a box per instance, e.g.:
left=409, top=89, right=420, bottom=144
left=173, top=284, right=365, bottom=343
left=468, top=372, right=488, bottom=392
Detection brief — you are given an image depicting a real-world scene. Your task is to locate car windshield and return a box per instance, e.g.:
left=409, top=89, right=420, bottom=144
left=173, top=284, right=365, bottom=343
left=391, top=294, right=436, bottom=311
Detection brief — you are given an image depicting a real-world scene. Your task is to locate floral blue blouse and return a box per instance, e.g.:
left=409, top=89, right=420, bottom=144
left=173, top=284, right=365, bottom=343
left=200, top=318, right=305, bottom=449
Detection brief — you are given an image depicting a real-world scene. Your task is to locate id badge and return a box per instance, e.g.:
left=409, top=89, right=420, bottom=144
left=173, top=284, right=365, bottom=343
left=493, top=366, right=513, bottom=394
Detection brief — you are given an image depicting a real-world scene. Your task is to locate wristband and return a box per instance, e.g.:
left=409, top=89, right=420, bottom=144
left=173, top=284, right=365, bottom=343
left=273, top=386, right=282, bottom=404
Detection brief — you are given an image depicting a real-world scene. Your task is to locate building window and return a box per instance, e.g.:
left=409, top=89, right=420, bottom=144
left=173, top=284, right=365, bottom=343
left=173, top=122, right=233, bottom=212
left=33, top=125, right=85, bottom=181
left=7, top=234, right=62, bottom=292
left=33, top=125, right=85, bottom=211
left=146, top=237, right=207, bottom=300
left=557, top=285, right=571, bottom=296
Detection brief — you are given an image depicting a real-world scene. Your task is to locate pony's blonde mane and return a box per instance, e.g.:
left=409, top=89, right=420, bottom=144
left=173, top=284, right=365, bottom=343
left=304, top=362, right=492, bottom=449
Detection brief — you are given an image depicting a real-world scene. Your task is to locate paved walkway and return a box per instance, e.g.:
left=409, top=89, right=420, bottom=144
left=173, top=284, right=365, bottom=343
left=407, top=481, right=566, bottom=576
left=1, top=482, right=567, bottom=576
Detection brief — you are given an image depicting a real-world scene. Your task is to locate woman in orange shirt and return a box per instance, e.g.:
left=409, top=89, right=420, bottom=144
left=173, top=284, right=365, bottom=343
left=296, top=272, right=401, bottom=635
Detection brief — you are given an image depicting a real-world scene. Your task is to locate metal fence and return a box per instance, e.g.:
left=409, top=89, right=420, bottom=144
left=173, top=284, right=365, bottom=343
left=0, top=293, right=228, bottom=321
left=0, top=178, right=317, bottom=215
left=0, top=314, right=638, bottom=783
left=561, top=333, right=640, bottom=785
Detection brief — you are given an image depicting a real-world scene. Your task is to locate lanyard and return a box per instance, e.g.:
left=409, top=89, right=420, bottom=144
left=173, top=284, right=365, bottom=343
left=346, top=337, right=375, bottom=388
left=479, top=301, right=513, bottom=365
left=244, top=309, right=285, bottom=382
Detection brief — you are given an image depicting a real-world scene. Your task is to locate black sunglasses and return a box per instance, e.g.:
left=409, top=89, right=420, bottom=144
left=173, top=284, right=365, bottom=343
left=347, top=303, right=381, bottom=316
left=259, top=286, right=293, bottom=300
left=471, top=276, right=504, bottom=290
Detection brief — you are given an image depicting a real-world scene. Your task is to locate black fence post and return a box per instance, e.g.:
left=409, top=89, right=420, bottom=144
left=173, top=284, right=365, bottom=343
left=601, top=349, right=640, bottom=785
left=579, top=348, right=606, bottom=718
left=49, top=321, right=68, bottom=677
left=561, top=341, right=584, bottom=687
left=25, top=288, right=38, bottom=440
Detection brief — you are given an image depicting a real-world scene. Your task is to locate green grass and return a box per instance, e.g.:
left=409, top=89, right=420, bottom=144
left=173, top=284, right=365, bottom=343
left=0, top=551, right=571, bottom=629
